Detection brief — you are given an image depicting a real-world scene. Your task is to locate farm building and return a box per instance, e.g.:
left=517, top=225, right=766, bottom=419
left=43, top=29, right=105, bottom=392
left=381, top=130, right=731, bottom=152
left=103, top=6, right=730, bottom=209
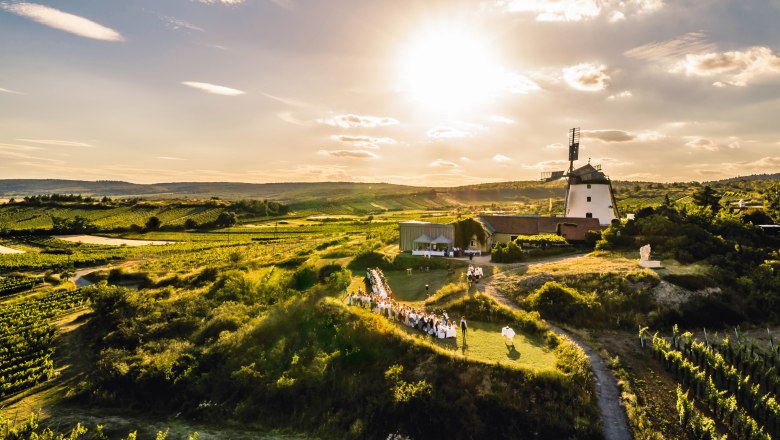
left=398, top=220, right=455, bottom=255
left=453, top=215, right=602, bottom=253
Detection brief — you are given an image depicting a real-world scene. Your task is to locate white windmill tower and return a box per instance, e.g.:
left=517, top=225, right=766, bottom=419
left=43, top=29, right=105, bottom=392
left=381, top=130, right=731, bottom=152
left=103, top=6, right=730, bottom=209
left=541, top=128, right=619, bottom=226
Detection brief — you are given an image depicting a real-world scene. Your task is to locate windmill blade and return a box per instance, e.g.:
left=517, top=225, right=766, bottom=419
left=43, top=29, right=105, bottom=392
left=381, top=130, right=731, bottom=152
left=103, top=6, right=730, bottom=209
left=541, top=170, right=565, bottom=182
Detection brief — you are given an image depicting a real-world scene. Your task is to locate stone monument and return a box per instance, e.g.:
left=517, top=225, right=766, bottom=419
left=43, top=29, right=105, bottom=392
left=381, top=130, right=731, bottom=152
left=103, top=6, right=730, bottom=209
left=638, top=244, right=662, bottom=268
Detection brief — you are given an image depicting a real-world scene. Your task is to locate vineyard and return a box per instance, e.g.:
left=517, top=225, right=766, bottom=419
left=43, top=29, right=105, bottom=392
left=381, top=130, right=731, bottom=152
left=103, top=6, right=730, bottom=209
left=0, top=204, right=225, bottom=231
left=0, top=276, right=41, bottom=297
left=0, top=287, right=88, bottom=398
left=640, top=326, right=780, bottom=439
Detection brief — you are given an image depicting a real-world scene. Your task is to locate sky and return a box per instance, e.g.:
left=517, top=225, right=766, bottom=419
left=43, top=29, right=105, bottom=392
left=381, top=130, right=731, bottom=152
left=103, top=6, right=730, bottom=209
left=1, top=0, right=779, bottom=186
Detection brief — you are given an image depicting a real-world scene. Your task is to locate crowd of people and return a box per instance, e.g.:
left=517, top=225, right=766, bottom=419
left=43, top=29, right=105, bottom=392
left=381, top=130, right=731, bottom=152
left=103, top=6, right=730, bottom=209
left=466, top=265, right=484, bottom=283
left=347, top=268, right=460, bottom=339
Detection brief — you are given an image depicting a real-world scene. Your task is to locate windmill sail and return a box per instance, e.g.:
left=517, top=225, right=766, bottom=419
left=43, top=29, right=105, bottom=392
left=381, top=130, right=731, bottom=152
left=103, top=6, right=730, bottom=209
left=568, top=127, right=580, bottom=162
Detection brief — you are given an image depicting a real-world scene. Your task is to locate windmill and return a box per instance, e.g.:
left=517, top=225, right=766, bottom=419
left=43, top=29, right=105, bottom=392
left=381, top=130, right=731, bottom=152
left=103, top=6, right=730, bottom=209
left=540, top=128, right=618, bottom=225
left=541, top=127, right=578, bottom=182
left=541, top=128, right=579, bottom=213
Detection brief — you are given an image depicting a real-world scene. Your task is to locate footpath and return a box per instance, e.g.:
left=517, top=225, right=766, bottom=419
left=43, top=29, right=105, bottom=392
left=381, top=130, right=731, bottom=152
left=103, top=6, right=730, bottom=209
left=475, top=257, right=632, bottom=440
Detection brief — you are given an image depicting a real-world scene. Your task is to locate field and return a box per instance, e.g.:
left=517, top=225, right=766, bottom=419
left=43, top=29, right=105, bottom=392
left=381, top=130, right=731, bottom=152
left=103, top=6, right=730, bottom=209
left=0, top=183, right=778, bottom=439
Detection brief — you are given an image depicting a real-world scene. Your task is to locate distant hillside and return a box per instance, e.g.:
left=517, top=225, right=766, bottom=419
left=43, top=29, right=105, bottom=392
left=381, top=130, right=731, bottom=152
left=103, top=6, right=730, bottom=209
left=1, top=175, right=777, bottom=215
left=0, top=180, right=425, bottom=202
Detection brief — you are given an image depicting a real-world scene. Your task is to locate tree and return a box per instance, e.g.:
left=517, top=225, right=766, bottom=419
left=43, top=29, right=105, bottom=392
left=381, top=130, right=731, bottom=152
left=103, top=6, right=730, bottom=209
left=214, top=211, right=238, bottom=228
left=145, top=216, right=162, bottom=230
left=60, top=268, right=75, bottom=282
left=764, top=182, right=780, bottom=223
left=692, top=185, right=721, bottom=212
left=184, top=218, right=198, bottom=230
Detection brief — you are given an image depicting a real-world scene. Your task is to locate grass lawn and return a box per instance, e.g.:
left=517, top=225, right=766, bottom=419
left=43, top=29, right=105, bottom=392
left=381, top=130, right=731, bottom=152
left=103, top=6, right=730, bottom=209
left=384, top=269, right=466, bottom=302
left=396, top=320, right=557, bottom=371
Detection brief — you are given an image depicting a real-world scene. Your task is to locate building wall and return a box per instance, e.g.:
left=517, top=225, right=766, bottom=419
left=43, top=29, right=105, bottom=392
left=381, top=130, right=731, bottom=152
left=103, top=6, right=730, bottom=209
left=565, top=183, right=616, bottom=226
left=398, top=222, right=455, bottom=251
left=493, top=233, right=516, bottom=245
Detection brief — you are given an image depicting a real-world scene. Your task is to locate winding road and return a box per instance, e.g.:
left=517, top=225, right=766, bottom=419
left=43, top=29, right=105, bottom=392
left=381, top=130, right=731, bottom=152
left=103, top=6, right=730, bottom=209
left=475, top=256, right=632, bottom=440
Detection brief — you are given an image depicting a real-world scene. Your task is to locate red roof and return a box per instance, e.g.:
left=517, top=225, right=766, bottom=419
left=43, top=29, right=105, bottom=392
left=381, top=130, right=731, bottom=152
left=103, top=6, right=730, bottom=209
left=477, top=216, right=602, bottom=241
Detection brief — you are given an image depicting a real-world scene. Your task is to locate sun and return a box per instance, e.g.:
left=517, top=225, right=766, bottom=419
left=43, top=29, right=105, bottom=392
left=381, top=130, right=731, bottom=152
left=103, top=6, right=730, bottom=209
left=399, top=28, right=502, bottom=112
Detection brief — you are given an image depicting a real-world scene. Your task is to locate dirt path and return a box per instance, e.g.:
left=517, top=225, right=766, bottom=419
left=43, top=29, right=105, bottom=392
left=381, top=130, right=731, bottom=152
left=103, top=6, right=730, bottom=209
left=72, top=260, right=139, bottom=287
left=476, top=255, right=632, bottom=440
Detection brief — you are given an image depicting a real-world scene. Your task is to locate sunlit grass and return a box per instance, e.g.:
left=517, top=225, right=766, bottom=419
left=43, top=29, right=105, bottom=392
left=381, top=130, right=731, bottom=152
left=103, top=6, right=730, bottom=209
left=395, top=320, right=556, bottom=371
left=384, top=268, right=466, bottom=303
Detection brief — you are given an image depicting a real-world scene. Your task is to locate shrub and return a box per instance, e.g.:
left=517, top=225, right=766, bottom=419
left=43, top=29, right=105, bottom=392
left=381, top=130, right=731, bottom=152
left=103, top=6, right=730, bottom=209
left=348, top=250, right=392, bottom=271
left=491, top=241, right=524, bottom=263
left=318, top=263, right=343, bottom=281
left=291, top=266, right=318, bottom=291
left=444, top=293, right=548, bottom=336
left=527, top=281, right=597, bottom=324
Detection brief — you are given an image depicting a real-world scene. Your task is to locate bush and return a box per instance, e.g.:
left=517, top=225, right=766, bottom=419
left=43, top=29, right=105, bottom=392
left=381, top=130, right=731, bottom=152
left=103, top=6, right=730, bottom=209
left=444, top=293, right=548, bottom=336
left=491, top=241, right=524, bottom=263
left=348, top=250, right=392, bottom=271
left=291, top=266, right=318, bottom=291
left=318, top=263, right=344, bottom=281
left=527, top=281, right=598, bottom=325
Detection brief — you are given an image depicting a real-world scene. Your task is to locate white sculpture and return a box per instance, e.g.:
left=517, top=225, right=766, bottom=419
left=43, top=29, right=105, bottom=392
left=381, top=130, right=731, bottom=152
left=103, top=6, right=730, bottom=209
left=639, top=244, right=651, bottom=262
left=638, top=244, right=662, bottom=268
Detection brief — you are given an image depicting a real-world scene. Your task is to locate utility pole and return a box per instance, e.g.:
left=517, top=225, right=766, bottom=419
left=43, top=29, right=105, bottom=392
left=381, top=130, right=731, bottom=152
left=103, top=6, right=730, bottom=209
left=272, top=221, right=278, bottom=254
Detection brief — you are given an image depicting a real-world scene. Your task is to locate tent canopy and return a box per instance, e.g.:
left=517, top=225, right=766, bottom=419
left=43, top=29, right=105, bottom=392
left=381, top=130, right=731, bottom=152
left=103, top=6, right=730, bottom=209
left=431, top=235, right=452, bottom=244
left=413, top=234, right=433, bottom=243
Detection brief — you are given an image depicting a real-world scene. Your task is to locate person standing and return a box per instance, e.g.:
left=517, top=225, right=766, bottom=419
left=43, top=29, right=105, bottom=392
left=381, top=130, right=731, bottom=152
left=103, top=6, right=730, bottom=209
left=460, top=316, right=468, bottom=344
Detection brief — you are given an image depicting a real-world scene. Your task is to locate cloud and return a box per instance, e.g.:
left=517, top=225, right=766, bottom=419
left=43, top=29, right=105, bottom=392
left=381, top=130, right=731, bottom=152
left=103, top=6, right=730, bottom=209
left=277, top=111, right=309, bottom=126
left=686, top=157, right=780, bottom=176
left=546, top=143, right=565, bottom=150
left=17, top=138, right=92, bottom=147
left=608, top=11, right=625, bottom=22
left=501, top=72, right=542, bottom=94
left=427, top=126, right=470, bottom=139
left=181, top=81, right=245, bottom=96
left=499, top=0, right=662, bottom=22
left=583, top=130, right=635, bottom=142
left=490, top=115, right=515, bottom=124
left=0, top=142, right=42, bottom=151
left=523, top=159, right=569, bottom=170
left=157, top=156, right=186, bottom=161
left=430, top=159, right=459, bottom=169
left=318, top=149, right=379, bottom=159
left=563, top=63, right=610, bottom=91
left=332, top=135, right=396, bottom=149
left=0, top=2, right=123, bottom=41
left=636, top=131, right=666, bottom=142
left=320, top=114, right=399, bottom=128
left=261, top=92, right=316, bottom=109
left=746, top=157, right=780, bottom=167
left=684, top=136, right=719, bottom=151
left=194, top=0, right=245, bottom=4
left=674, top=46, right=780, bottom=87
left=159, top=15, right=203, bottom=32
left=493, top=154, right=512, bottom=163
left=625, top=31, right=715, bottom=60
left=0, top=87, right=21, bottom=94
left=684, top=136, right=742, bottom=151
left=501, top=0, right=600, bottom=22
left=607, top=90, right=632, bottom=100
